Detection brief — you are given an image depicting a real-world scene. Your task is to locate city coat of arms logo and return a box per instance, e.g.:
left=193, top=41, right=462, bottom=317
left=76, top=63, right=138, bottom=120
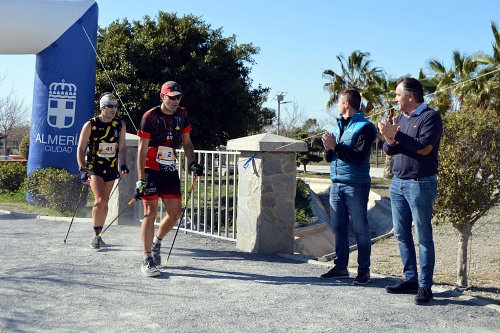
left=47, top=80, right=77, bottom=129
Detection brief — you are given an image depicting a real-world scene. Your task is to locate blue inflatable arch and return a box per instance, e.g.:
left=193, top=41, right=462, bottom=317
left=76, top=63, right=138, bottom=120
left=0, top=0, right=98, bottom=190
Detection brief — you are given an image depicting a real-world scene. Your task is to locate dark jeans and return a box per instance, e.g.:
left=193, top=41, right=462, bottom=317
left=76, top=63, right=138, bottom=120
left=390, top=175, right=438, bottom=288
left=329, top=182, right=371, bottom=273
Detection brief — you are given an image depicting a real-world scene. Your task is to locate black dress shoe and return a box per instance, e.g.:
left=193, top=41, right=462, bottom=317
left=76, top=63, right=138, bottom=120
left=414, top=287, right=433, bottom=305
left=385, top=280, right=419, bottom=294
left=320, top=268, right=349, bottom=279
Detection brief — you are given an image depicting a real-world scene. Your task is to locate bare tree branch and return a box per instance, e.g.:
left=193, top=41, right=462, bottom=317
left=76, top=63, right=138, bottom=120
left=0, top=82, right=30, bottom=154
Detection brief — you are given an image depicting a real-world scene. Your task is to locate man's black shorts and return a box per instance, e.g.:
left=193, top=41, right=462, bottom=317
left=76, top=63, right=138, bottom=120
left=142, top=169, right=181, bottom=201
left=89, top=169, right=120, bottom=182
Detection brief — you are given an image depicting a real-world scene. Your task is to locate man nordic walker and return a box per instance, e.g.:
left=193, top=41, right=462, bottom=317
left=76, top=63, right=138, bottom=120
left=77, top=92, right=129, bottom=249
left=136, top=81, right=203, bottom=277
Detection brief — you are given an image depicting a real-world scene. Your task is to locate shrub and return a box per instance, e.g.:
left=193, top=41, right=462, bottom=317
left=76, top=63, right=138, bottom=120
left=0, top=162, right=27, bottom=193
left=23, top=169, right=48, bottom=206
left=24, top=167, right=84, bottom=213
left=19, top=135, right=30, bottom=159
left=295, top=178, right=314, bottom=226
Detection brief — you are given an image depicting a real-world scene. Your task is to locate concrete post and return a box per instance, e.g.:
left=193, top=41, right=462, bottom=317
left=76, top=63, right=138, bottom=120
left=227, top=133, right=307, bottom=254
left=106, top=133, right=143, bottom=226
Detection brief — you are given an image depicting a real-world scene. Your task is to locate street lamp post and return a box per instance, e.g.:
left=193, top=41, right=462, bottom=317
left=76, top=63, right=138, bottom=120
left=276, top=92, right=291, bottom=135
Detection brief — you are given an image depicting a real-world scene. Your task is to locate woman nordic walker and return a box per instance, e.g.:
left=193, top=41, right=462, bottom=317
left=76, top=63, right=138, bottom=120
left=136, top=81, right=203, bottom=277
left=77, top=92, right=129, bottom=249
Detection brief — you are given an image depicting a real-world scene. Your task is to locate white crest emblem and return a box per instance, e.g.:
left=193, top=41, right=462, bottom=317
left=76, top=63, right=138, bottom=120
left=47, top=80, right=77, bottom=129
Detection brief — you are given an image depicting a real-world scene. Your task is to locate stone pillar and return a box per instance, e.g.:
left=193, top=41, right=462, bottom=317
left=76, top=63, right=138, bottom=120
left=227, top=133, right=307, bottom=254
left=106, top=133, right=143, bottom=226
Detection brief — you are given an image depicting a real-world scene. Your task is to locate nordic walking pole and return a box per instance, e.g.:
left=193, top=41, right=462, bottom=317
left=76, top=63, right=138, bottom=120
left=63, top=184, right=86, bottom=243
left=108, top=176, right=122, bottom=201
left=99, top=196, right=137, bottom=237
left=165, top=173, right=198, bottom=265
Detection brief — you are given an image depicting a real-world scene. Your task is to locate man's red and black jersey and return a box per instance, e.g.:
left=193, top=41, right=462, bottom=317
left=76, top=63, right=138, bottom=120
left=137, top=106, right=192, bottom=171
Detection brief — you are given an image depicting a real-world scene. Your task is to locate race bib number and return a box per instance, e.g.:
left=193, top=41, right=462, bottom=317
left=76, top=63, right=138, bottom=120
left=97, top=143, right=117, bottom=158
left=156, top=146, right=176, bottom=165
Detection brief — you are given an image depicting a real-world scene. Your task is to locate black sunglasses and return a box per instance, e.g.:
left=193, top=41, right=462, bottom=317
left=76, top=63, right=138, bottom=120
left=167, top=95, right=182, bottom=101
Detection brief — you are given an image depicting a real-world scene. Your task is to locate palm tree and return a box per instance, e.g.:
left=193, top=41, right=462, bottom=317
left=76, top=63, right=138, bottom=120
left=424, top=50, right=482, bottom=114
left=323, top=50, right=384, bottom=115
left=419, top=63, right=453, bottom=116
left=368, top=75, right=398, bottom=178
left=472, top=21, right=500, bottom=115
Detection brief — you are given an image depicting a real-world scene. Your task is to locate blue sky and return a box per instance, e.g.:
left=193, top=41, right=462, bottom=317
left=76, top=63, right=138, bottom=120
left=1, top=0, right=499, bottom=125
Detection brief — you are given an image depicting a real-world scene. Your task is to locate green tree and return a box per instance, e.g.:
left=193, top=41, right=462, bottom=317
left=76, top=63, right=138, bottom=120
left=19, top=134, right=29, bottom=160
left=472, top=21, right=500, bottom=115
left=95, top=12, right=270, bottom=148
left=354, top=74, right=396, bottom=179
left=246, top=106, right=275, bottom=135
left=323, top=51, right=390, bottom=176
left=295, top=132, right=323, bottom=173
left=323, top=50, right=385, bottom=115
left=424, top=50, right=481, bottom=114
left=434, top=107, right=500, bottom=287
left=301, top=118, right=322, bottom=135
left=419, top=64, right=453, bottom=116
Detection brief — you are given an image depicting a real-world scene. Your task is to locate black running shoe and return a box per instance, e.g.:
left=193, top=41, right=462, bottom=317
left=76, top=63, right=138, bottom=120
left=90, top=236, right=101, bottom=249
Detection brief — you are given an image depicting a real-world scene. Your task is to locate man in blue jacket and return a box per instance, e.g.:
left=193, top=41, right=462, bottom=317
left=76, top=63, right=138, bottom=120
left=378, top=77, right=443, bottom=305
left=320, top=89, right=377, bottom=285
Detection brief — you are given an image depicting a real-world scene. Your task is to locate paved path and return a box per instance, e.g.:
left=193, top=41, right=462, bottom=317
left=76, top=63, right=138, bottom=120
left=0, top=211, right=499, bottom=333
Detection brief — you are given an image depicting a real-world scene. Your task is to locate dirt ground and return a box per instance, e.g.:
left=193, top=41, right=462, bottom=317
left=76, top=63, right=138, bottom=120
left=317, top=185, right=500, bottom=305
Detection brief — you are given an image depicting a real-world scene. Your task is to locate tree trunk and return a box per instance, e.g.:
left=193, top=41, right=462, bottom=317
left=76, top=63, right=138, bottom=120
left=454, top=223, right=473, bottom=287
left=382, top=109, right=394, bottom=179
left=383, top=155, right=394, bottom=179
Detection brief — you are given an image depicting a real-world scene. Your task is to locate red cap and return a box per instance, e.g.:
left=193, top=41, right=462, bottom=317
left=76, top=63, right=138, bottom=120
left=160, top=81, right=182, bottom=97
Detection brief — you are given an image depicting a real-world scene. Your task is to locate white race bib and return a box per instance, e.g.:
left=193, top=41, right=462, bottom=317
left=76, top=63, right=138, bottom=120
left=97, top=143, right=117, bottom=158
left=156, top=146, right=176, bottom=165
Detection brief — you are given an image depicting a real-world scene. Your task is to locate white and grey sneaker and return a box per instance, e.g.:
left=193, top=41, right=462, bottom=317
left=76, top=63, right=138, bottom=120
left=90, top=236, right=104, bottom=249
left=141, top=257, right=161, bottom=277
left=152, top=243, right=162, bottom=267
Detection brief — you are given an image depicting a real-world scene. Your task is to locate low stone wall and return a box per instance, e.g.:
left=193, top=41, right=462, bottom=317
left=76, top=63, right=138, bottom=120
left=295, top=179, right=394, bottom=260
left=0, top=155, right=27, bottom=165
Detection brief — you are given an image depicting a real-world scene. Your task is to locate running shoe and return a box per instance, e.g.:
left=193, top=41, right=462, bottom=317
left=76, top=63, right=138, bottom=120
left=90, top=235, right=103, bottom=249
left=141, top=257, right=161, bottom=277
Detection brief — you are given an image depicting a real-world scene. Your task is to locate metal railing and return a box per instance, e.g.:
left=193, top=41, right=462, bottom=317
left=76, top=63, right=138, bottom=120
left=158, top=149, right=240, bottom=241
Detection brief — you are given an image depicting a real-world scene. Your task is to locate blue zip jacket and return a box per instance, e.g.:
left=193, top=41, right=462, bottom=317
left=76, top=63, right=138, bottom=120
left=330, top=111, right=377, bottom=183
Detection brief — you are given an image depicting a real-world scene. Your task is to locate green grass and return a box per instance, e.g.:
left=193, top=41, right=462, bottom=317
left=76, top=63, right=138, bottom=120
left=0, top=190, right=70, bottom=216
left=371, top=177, right=392, bottom=187
left=298, top=173, right=330, bottom=179
left=0, top=190, right=26, bottom=203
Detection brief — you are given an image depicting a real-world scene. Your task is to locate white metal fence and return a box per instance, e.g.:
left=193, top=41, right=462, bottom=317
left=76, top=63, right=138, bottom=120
left=158, top=148, right=240, bottom=241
